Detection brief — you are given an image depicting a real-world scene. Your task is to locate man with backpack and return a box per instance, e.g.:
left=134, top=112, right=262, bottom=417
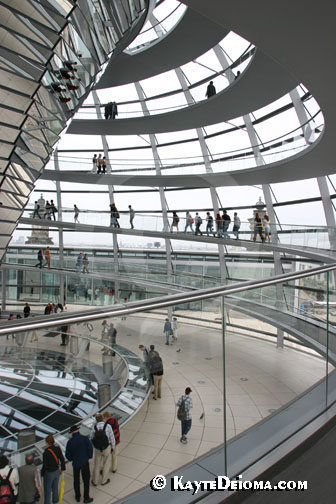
left=206, top=212, right=215, bottom=237
left=148, top=345, right=164, bottom=400
left=90, top=414, right=115, bottom=487
left=0, top=455, right=18, bottom=504
left=50, top=200, right=58, bottom=220
left=103, top=412, right=120, bottom=473
left=222, top=210, right=231, bottom=238
left=176, top=387, right=193, bottom=444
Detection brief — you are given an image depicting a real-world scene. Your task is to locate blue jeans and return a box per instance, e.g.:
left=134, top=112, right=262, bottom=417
left=206, top=223, right=214, bottom=236
left=165, top=330, right=170, bottom=344
left=181, top=419, right=192, bottom=437
left=44, top=469, right=60, bottom=504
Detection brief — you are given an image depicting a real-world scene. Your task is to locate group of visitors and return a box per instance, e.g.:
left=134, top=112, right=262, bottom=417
left=253, top=212, right=271, bottom=242
left=44, top=302, right=64, bottom=315
left=139, top=344, right=164, bottom=401
left=33, top=200, right=136, bottom=229
left=76, top=252, right=90, bottom=273
left=104, top=102, right=118, bottom=120
left=136, top=317, right=179, bottom=401
left=171, top=210, right=240, bottom=238
left=35, top=246, right=51, bottom=269
left=33, top=199, right=78, bottom=225
left=32, top=200, right=57, bottom=220
left=0, top=453, right=41, bottom=504
left=163, top=317, right=179, bottom=345
left=0, top=411, right=121, bottom=504
left=109, top=204, right=135, bottom=229
left=91, top=154, right=107, bottom=174
left=50, top=60, right=82, bottom=104
left=66, top=413, right=120, bottom=500
left=109, top=203, right=120, bottom=227
left=30, top=195, right=272, bottom=244
left=138, top=342, right=193, bottom=444
left=171, top=210, right=271, bottom=241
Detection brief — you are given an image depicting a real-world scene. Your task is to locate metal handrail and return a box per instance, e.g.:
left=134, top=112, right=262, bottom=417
left=1, top=262, right=336, bottom=335
left=19, top=209, right=336, bottom=231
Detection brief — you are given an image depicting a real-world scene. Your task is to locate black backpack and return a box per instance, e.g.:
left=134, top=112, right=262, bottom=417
left=177, top=398, right=187, bottom=421
left=0, top=468, right=15, bottom=504
left=92, top=423, right=109, bottom=451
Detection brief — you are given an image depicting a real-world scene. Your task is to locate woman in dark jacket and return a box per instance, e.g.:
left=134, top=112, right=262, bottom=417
left=253, top=212, right=265, bottom=242
left=215, top=213, right=223, bottom=237
left=35, top=249, right=43, bottom=269
left=41, top=435, right=66, bottom=504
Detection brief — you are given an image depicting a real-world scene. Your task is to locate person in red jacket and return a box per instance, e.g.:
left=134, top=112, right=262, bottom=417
left=103, top=411, right=120, bottom=473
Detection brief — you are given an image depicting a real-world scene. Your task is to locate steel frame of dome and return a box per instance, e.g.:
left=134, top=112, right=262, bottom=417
left=0, top=3, right=335, bottom=501
left=0, top=2, right=334, bottom=337
left=20, top=0, right=333, bottom=351
left=0, top=0, right=148, bottom=261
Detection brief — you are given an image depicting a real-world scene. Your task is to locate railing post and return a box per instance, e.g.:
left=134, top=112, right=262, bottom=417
left=1, top=268, right=6, bottom=312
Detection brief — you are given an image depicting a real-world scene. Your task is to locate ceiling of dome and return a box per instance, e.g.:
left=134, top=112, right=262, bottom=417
left=94, top=7, right=228, bottom=88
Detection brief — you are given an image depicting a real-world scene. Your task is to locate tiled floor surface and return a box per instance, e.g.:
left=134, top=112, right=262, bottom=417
left=19, top=313, right=327, bottom=503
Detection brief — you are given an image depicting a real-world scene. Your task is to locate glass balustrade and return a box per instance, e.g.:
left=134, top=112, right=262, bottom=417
left=19, top=206, right=335, bottom=252
left=45, top=111, right=323, bottom=176
left=0, top=319, right=150, bottom=459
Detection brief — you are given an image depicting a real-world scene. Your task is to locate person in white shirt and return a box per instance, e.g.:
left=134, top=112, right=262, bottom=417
left=184, top=211, right=194, bottom=233
left=92, top=154, right=97, bottom=173
left=172, top=317, right=178, bottom=340
left=194, top=213, right=203, bottom=236
left=233, top=212, right=241, bottom=239
left=0, top=455, right=19, bottom=501
left=101, top=320, right=111, bottom=353
left=263, top=214, right=271, bottom=242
